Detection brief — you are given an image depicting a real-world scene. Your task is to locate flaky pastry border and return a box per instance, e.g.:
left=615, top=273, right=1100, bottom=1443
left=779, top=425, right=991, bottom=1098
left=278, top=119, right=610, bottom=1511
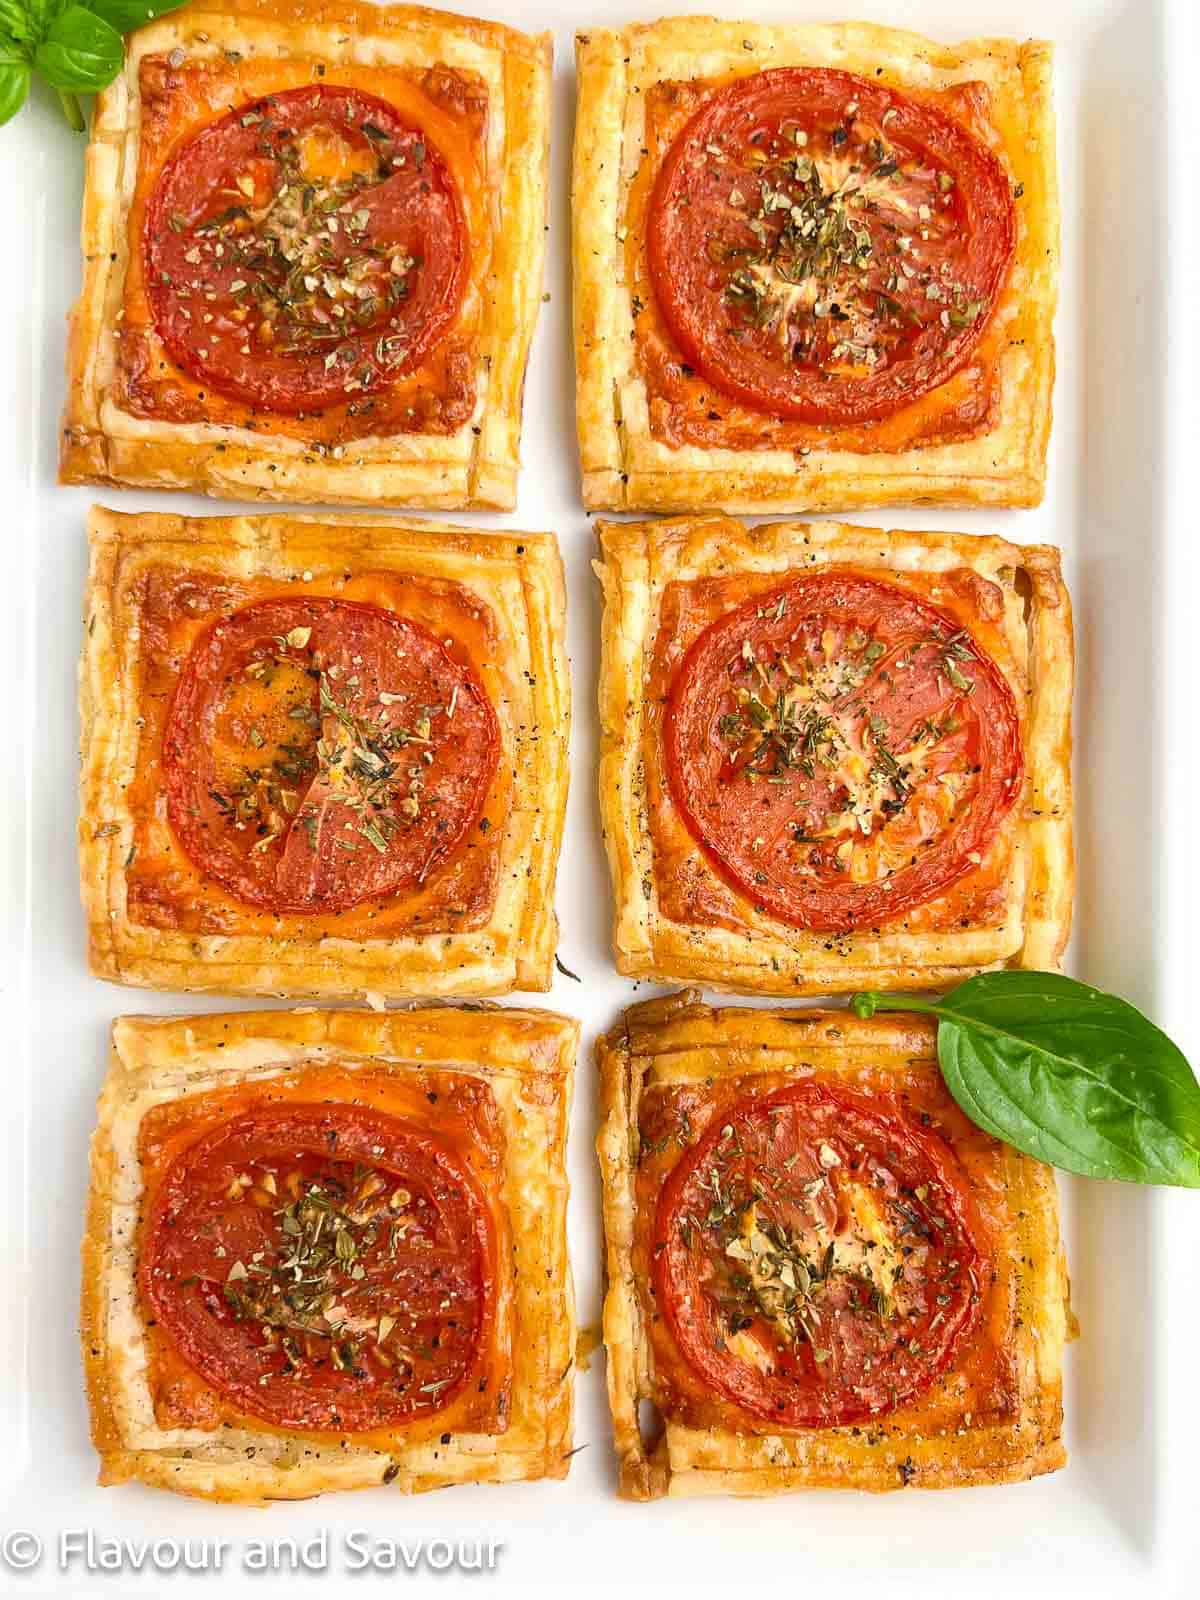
left=596, top=990, right=1070, bottom=1499
left=61, top=0, right=551, bottom=511
left=80, top=506, right=569, bottom=998
left=573, top=18, right=1057, bottom=513
left=595, top=514, right=1073, bottom=995
left=82, top=1004, right=578, bottom=1502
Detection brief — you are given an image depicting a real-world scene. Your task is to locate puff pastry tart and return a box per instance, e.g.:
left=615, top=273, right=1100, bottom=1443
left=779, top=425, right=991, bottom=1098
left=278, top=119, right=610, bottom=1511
left=574, top=19, right=1057, bottom=513
left=597, top=991, right=1071, bottom=1499
left=80, top=507, right=568, bottom=998
left=82, top=1005, right=577, bottom=1501
left=60, top=0, right=551, bottom=510
left=596, top=515, right=1072, bottom=995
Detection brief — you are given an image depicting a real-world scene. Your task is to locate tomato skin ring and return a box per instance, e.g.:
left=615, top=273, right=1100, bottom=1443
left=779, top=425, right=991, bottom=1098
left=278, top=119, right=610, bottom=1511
left=662, top=571, right=1023, bottom=933
left=653, top=1081, right=985, bottom=1428
left=162, top=595, right=499, bottom=917
left=144, top=84, right=467, bottom=415
left=647, top=67, right=1017, bottom=424
left=139, top=1103, right=495, bottom=1432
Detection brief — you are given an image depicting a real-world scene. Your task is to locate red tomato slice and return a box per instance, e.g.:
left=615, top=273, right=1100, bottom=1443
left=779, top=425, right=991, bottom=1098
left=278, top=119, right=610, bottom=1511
left=139, top=1104, right=493, bottom=1431
left=647, top=67, right=1016, bottom=423
left=663, top=571, right=1022, bottom=932
left=145, top=85, right=466, bottom=414
left=654, top=1082, right=984, bottom=1428
left=163, top=597, right=498, bottom=915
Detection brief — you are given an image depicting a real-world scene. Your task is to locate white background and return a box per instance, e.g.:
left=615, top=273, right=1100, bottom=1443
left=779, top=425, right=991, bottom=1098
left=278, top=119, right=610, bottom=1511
left=0, top=1, right=1198, bottom=1595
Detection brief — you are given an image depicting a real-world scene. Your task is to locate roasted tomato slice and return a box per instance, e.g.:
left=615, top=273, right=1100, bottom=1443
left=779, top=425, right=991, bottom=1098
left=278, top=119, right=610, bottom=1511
left=163, top=596, right=498, bottom=915
left=663, top=571, right=1022, bottom=932
left=647, top=67, right=1016, bottom=423
left=145, top=85, right=466, bottom=414
left=139, top=1104, right=494, bottom=1431
left=654, top=1082, right=984, bottom=1428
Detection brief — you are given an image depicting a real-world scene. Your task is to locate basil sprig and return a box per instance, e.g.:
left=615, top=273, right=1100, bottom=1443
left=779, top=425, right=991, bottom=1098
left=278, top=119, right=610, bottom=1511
left=0, top=0, right=187, bottom=132
left=852, top=971, right=1200, bottom=1187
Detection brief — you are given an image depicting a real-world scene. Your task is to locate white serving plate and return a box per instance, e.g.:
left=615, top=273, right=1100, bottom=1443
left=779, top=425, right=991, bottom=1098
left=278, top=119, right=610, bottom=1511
left=0, top=1, right=1196, bottom=1594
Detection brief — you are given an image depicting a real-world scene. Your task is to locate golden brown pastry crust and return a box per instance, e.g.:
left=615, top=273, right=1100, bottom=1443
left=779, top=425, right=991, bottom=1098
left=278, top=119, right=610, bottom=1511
left=82, top=1004, right=578, bottom=1502
left=61, top=0, right=551, bottom=511
left=595, top=514, right=1073, bottom=995
left=596, top=990, right=1070, bottom=1499
left=80, top=506, right=569, bottom=998
left=573, top=18, right=1057, bottom=513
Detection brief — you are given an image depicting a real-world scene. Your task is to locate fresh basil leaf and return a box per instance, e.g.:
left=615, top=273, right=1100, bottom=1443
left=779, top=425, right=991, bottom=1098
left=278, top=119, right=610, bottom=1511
left=852, top=972, right=1200, bottom=1188
left=0, top=0, right=58, bottom=48
left=34, top=5, right=121, bottom=91
left=0, top=4, right=34, bottom=46
left=0, top=51, right=30, bottom=126
left=82, top=0, right=190, bottom=35
left=16, top=0, right=63, bottom=47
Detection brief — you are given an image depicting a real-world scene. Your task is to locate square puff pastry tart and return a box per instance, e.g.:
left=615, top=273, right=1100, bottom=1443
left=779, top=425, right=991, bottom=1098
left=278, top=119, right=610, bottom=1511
left=597, top=991, right=1071, bottom=1499
left=596, top=515, right=1072, bottom=996
left=61, top=0, right=550, bottom=510
left=573, top=18, right=1057, bottom=513
left=80, top=506, right=568, bottom=998
left=83, top=1004, right=578, bottom=1502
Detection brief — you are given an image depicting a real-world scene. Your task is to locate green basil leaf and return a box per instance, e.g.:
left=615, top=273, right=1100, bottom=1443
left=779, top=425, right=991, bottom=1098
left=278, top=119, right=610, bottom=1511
left=34, top=5, right=121, bottom=91
left=0, top=52, right=30, bottom=126
left=0, top=5, right=34, bottom=46
left=82, top=0, right=190, bottom=36
left=0, top=0, right=58, bottom=48
left=852, top=972, right=1200, bottom=1187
